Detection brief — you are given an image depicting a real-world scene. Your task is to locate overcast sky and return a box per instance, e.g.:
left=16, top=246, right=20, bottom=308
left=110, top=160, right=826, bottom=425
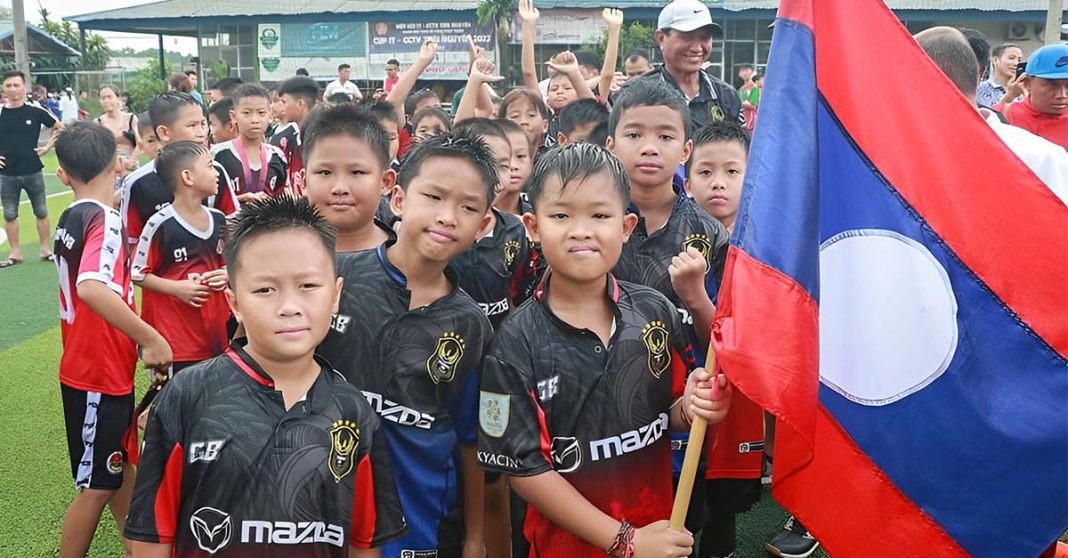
left=6, top=0, right=197, bottom=54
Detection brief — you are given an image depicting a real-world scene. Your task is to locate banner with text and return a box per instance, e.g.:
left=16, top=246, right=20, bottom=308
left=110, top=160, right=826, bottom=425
left=258, top=22, right=369, bottom=82
left=368, top=20, right=496, bottom=81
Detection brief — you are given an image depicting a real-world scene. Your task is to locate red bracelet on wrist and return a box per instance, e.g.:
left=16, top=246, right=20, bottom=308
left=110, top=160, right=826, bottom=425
left=606, top=520, right=634, bottom=557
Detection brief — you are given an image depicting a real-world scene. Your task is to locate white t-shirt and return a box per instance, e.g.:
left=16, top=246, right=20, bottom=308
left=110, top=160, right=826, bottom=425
left=981, top=108, right=1068, bottom=205
left=324, top=79, right=363, bottom=101
left=60, top=95, right=79, bottom=123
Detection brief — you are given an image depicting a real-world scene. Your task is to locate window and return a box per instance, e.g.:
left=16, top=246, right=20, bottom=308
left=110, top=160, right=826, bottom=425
left=198, top=24, right=256, bottom=81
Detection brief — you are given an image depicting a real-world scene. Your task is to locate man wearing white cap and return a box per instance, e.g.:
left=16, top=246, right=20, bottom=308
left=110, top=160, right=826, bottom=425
left=638, top=0, right=743, bottom=131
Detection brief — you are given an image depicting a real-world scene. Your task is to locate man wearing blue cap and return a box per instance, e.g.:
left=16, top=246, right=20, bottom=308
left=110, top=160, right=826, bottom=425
left=1003, top=43, right=1068, bottom=149
left=639, top=0, right=743, bottom=132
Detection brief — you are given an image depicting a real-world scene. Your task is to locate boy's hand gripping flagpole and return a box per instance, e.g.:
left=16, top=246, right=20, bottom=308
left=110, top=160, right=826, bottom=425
left=669, top=347, right=717, bottom=530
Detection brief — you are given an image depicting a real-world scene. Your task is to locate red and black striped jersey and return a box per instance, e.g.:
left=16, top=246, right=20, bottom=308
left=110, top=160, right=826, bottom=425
left=54, top=199, right=138, bottom=395
left=125, top=343, right=408, bottom=555
left=452, top=209, right=534, bottom=330
left=269, top=122, right=305, bottom=197
left=120, top=160, right=240, bottom=246
left=131, top=205, right=229, bottom=363
left=477, top=275, right=693, bottom=557
left=212, top=139, right=288, bottom=198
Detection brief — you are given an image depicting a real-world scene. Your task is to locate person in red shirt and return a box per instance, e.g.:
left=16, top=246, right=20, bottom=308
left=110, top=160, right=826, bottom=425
left=1003, top=44, right=1068, bottom=149
left=133, top=140, right=230, bottom=374
left=271, top=76, right=320, bottom=197
left=385, top=58, right=400, bottom=93
left=52, top=121, right=172, bottom=558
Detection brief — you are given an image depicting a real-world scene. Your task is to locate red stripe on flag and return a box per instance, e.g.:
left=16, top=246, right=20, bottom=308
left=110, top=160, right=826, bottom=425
left=713, top=247, right=964, bottom=555
left=153, top=443, right=184, bottom=543
left=777, top=0, right=813, bottom=28
left=349, top=454, right=377, bottom=549
left=813, top=0, right=1068, bottom=357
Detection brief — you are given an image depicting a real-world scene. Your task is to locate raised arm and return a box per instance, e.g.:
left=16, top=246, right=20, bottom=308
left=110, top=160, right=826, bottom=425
left=518, top=0, right=541, bottom=91
left=386, top=39, right=438, bottom=125
left=548, top=51, right=595, bottom=101
left=598, top=9, right=624, bottom=104
left=455, top=58, right=504, bottom=123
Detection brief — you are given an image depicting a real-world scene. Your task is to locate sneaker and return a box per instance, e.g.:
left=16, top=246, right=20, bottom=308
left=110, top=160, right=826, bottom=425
left=766, top=515, right=820, bottom=558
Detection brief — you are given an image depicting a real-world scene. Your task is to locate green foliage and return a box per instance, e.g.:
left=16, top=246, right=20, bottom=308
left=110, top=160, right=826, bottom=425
left=125, top=58, right=172, bottom=114
left=476, top=0, right=515, bottom=27
left=578, top=21, right=656, bottom=73
left=211, top=59, right=231, bottom=80
left=31, top=8, right=111, bottom=89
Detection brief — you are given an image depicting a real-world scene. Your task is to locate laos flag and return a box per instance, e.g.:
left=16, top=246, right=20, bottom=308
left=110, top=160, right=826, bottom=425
left=710, top=0, right=1068, bottom=556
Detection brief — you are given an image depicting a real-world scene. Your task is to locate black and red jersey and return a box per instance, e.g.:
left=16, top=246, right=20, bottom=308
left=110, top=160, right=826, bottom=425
left=54, top=199, right=138, bottom=396
left=131, top=205, right=229, bottom=363
left=316, top=242, right=492, bottom=556
left=452, top=209, right=533, bottom=330
left=269, top=122, right=305, bottom=197
left=212, top=139, right=287, bottom=197
left=477, top=274, right=693, bottom=557
left=125, top=343, right=407, bottom=556
left=120, top=160, right=240, bottom=246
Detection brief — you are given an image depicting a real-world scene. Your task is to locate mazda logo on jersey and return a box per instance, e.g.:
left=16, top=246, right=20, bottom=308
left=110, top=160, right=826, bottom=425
left=503, top=240, right=521, bottom=267
left=328, top=420, right=360, bottom=483
left=551, top=437, right=582, bottom=473
left=190, top=506, right=233, bottom=554
left=427, top=332, right=465, bottom=384
left=641, top=321, right=671, bottom=378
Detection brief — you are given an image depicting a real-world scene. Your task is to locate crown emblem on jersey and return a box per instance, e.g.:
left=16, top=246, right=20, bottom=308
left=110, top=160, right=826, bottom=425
left=641, top=321, right=671, bottom=379
left=427, top=332, right=465, bottom=384
left=504, top=240, right=521, bottom=267
left=328, top=419, right=360, bottom=483
left=682, top=233, right=712, bottom=260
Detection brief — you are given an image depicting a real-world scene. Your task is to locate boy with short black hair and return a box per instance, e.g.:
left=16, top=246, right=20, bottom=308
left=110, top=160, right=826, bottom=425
left=132, top=140, right=230, bottom=374
left=137, top=111, right=161, bottom=160
left=271, top=76, right=320, bottom=197
left=125, top=196, right=408, bottom=556
left=316, top=134, right=496, bottom=557
left=557, top=98, right=609, bottom=146
left=213, top=84, right=287, bottom=202
left=495, top=118, right=533, bottom=215
left=302, top=102, right=397, bottom=254
left=679, top=120, right=766, bottom=558
left=366, top=100, right=402, bottom=165
left=207, top=97, right=237, bottom=145
left=52, top=121, right=173, bottom=558
left=121, top=91, right=239, bottom=246
left=477, top=143, right=732, bottom=557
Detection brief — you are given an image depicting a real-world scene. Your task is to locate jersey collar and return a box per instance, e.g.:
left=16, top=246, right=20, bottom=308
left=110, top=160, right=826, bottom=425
left=225, top=340, right=334, bottom=413
left=374, top=238, right=460, bottom=291
left=534, top=273, right=624, bottom=335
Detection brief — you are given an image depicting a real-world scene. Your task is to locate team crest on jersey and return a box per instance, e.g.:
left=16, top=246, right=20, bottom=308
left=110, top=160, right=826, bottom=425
left=682, top=233, right=713, bottom=275
left=427, top=332, right=465, bottom=384
left=328, top=420, right=360, bottom=483
left=107, top=451, right=123, bottom=474
left=479, top=391, right=510, bottom=438
left=710, top=106, right=726, bottom=122
left=641, top=321, right=671, bottom=378
left=503, top=240, right=521, bottom=267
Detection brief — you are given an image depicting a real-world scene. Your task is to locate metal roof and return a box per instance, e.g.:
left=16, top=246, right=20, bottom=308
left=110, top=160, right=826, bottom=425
left=0, top=22, right=81, bottom=57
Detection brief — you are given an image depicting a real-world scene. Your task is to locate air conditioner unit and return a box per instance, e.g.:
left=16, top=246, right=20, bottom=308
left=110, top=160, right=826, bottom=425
left=1006, top=22, right=1030, bottom=41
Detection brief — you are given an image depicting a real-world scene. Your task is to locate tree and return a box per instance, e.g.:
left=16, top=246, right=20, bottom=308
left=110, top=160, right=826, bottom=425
left=579, top=21, right=656, bottom=73
left=476, top=0, right=517, bottom=81
left=125, top=58, right=171, bottom=113
left=37, top=7, right=112, bottom=72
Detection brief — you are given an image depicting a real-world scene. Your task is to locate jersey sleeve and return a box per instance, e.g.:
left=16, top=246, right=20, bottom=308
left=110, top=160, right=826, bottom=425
left=349, top=427, right=408, bottom=548
left=77, top=206, right=126, bottom=295
left=508, top=234, right=534, bottom=306
left=267, top=149, right=288, bottom=197
left=124, top=381, right=185, bottom=543
left=212, top=163, right=241, bottom=215
left=477, top=338, right=551, bottom=477
left=131, top=212, right=166, bottom=281
left=38, top=105, right=58, bottom=128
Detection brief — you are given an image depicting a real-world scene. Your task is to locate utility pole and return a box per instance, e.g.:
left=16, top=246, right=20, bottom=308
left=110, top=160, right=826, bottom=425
left=12, top=0, right=30, bottom=80
left=1047, top=0, right=1064, bottom=44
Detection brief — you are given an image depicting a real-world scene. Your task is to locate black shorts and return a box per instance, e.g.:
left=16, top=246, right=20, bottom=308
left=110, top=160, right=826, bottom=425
left=61, top=384, right=134, bottom=490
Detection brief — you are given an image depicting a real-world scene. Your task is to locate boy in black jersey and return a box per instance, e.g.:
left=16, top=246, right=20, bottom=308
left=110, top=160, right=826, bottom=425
left=132, top=141, right=230, bottom=374
left=556, top=98, right=609, bottom=146
left=315, top=135, right=496, bottom=558
left=477, top=143, right=732, bottom=558
left=125, top=197, right=407, bottom=557
left=213, top=84, right=287, bottom=202
left=207, top=98, right=237, bottom=146
left=271, top=76, right=319, bottom=197
left=302, top=103, right=396, bottom=254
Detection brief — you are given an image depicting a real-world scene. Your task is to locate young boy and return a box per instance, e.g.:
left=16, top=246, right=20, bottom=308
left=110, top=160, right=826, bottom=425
left=451, top=118, right=533, bottom=327
left=315, top=134, right=496, bottom=557
left=121, top=91, right=239, bottom=247
left=606, top=78, right=732, bottom=535
left=207, top=97, right=237, bottom=145
left=271, top=76, right=320, bottom=197
left=213, top=84, right=287, bottom=202
left=124, top=196, right=407, bottom=556
left=557, top=98, right=609, bottom=146
left=366, top=100, right=402, bottom=168
left=137, top=111, right=162, bottom=160
left=477, top=143, right=733, bottom=557
left=52, top=121, right=173, bottom=558
left=132, top=141, right=230, bottom=374
left=499, top=89, right=552, bottom=156
left=495, top=118, right=533, bottom=215
left=302, top=103, right=397, bottom=254
left=681, top=121, right=768, bottom=558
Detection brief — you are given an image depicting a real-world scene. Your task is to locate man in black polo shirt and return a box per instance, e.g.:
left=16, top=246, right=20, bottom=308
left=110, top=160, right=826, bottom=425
left=1, top=70, right=63, bottom=267
left=638, top=0, right=743, bottom=132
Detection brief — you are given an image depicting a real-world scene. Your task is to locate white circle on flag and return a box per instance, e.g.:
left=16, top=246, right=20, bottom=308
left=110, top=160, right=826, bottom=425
left=818, top=229, right=958, bottom=406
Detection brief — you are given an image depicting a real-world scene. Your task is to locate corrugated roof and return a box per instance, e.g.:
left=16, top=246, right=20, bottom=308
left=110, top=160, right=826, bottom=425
left=67, top=0, right=1059, bottom=23
left=0, top=22, right=81, bottom=56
